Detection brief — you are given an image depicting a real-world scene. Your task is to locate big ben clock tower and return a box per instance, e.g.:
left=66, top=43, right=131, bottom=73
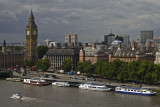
left=25, top=9, right=38, bottom=64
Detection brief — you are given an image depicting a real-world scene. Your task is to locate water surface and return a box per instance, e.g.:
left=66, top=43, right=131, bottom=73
left=0, top=80, right=160, bottom=107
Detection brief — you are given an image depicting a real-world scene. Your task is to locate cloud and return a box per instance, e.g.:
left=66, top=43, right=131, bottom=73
left=39, top=17, right=58, bottom=24
left=66, top=12, right=81, bottom=20
left=1, top=0, right=160, bottom=43
left=61, top=20, right=70, bottom=24
left=0, top=10, right=18, bottom=21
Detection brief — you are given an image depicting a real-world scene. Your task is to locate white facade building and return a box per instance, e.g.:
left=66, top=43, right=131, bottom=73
left=154, top=51, right=160, bottom=64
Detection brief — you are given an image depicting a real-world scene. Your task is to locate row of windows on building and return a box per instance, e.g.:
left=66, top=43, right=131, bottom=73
left=110, top=58, right=136, bottom=62
left=80, top=57, right=107, bottom=61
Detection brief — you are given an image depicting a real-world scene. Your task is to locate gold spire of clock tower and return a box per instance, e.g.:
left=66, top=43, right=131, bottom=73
left=27, top=9, right=37, bottom=27
left=25, top=9, right=38, bottom=64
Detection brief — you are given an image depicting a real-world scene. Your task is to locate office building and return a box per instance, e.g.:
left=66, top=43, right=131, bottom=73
left=46, top=48, right=79, bottom=71
left=104, top=33, right=115, bottom=46
left=118, top=34, right=129, bottom=46
left=141, top=30, right=153, bottom=44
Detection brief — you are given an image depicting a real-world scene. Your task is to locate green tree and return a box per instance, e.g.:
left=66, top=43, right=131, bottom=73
left=24, top=59, right=34, bottom=68
left=61, top=59, right=72, bottom=73
left=83, top=61, right=95, bottom=77
left=37, top=46, right=49, bottom=59
left=35, top=58, right=50, bottom=72
left=143, top=61, right=154, bottom=84
left=14, top=46, right=21, bottom=51
left=137, top=61, right=153, bottom=83
left=101, top=61, right=112, bottom=79
left=111, top=60, right=123, bottom=80
left=128, top=60, right=141, bottom=82
left=35, top=60, right=42, bottom=71
left=138, top=61, right=147, bottom=82
left=153, top=64, right=160, bottom=84
left=117, top=62, right=129, bottom=81
left=77, top=62, right=85, bottom=73
left=76, top=59, right=160, bottom=85
left=94, top=60, right=103, bottom=76
left=41, top=58, right=51, bottom=72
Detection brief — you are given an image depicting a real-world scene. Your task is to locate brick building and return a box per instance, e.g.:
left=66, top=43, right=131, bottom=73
left=79, top=43, right=108, bottom=64
left=109, top=40, right=156, bottom=62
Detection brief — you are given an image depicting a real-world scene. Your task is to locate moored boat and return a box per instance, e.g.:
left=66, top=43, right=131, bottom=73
left=115, top=86, right=156, bottom=96
left=23, top=78, right=50, bottom=86
left=79, top=83, right=111, bottom=91
left=52, top=82, right=70, bottom=87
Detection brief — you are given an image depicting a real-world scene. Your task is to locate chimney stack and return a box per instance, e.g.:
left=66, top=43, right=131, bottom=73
left=118, top=42, right=121, bottom=50
left=132, top=40, right=135, bottom=50
left=92, top=43, right=96, bottom=49
left=84, top=43, right=88, bottom=48
left=105, top=45, right=108, bottom=50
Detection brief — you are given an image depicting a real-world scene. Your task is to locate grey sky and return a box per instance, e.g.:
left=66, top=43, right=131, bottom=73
left=0, top=0, right=160, bottom=43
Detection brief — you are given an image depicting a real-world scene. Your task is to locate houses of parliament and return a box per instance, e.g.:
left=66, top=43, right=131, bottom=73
left=0, top=9, right=38, bottom=69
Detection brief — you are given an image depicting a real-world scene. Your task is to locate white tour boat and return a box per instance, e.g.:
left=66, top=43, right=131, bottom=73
left=79, top=83, right=111, bottom=91
left=10, top=93, right=23, bottom=99
left=23, top=78, right=50, bottom=86
left=52, top=82, right=70, bottom=87
left=115, top=86, right=156, bottom=96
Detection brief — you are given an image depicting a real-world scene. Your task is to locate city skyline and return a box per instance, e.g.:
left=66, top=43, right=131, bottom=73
left=1, top=0, right=160, bottom=43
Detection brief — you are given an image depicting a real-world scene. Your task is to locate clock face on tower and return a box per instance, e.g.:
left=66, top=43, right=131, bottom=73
left=27, top=30, right=30, bottom=35
left=33, top=30, right=36, bottom=35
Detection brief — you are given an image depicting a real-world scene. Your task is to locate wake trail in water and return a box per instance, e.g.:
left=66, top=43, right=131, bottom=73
left=10, top=95, right=63, bottom=104
left=22, top=96, right=46, bottom=102
left=10, top=95, right=77, bottom=105
left=10, top=95, right=46, bottom=103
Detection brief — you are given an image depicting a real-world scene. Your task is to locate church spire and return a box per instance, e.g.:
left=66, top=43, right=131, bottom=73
left=3, top=39, right=6, bottom=46
left=2, top=39, right=6, bottom=54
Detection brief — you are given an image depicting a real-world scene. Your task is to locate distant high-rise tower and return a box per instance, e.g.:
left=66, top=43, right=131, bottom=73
left=118, top=34, right=130, bottom=46
left=25, top=9, right=38, bottom=64
left=104, top=33, right=115, bottom=46
left=141, top=30, right=153, bottom=44
left=65, top=33, right=78, bottom=46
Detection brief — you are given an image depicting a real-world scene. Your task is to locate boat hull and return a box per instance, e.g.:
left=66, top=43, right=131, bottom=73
left=52, top=82, right=70, bottom=87
left=23, top=78, right=50, bottom=86
left=115, top=86, right=156, bottom=96
left=24, top=82, right=50, bottom=86
left=115, top=90, right=156, bottom=96
left=79, top=83, right=111, bottom=91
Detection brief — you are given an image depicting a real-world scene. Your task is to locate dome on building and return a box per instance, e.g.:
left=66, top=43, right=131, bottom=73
left=45, top=39, right=52, bottom=46
left=61, top=42, right=67, bottom=47
left=111, top=40, right=124, bottom=46
left=45, top=39, right=52, bottom=42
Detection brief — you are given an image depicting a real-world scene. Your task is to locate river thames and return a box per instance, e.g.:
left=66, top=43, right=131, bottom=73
left=0, top=80, right=160, bottom=107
